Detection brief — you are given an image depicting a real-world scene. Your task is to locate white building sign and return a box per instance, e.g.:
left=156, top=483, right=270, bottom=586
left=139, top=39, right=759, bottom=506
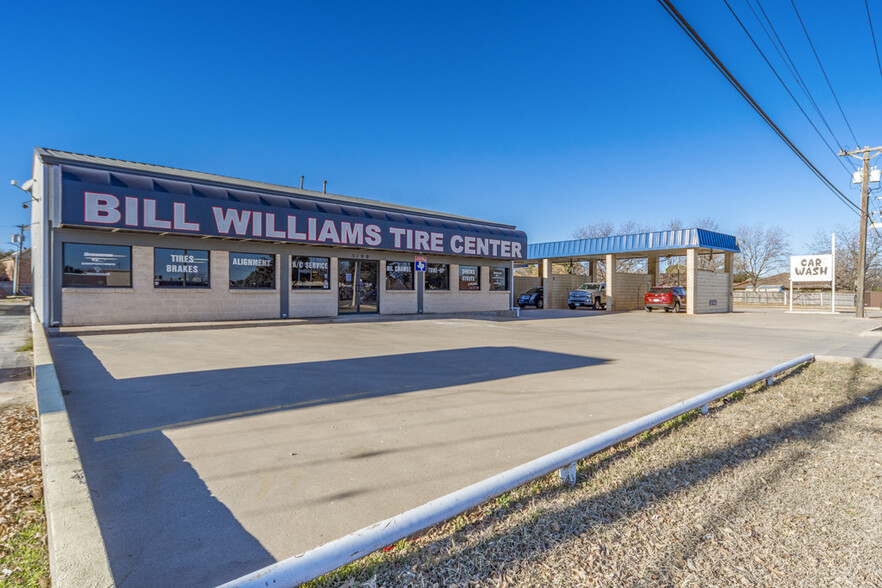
left=790, top=254, right=833, bottom=283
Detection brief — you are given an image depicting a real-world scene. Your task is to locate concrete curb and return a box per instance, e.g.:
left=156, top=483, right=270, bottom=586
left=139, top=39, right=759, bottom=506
left=32, top=308, right=115, bottom=587
left=859, top=325, right=882, bottom=337
left=814, top=354, right=882, bottom=369
left=47, top=309, right=518, bottom=337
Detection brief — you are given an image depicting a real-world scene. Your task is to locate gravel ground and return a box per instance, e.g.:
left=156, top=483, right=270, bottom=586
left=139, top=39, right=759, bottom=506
left=311, top=361, right=882, bottom=587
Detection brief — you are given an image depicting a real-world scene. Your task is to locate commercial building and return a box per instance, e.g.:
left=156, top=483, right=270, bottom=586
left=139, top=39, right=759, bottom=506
left=27, top=149, right=527, bottom=326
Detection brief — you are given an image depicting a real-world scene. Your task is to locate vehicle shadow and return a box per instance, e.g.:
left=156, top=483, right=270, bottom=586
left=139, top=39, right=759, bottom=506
left=52, top=339, right=606, bottom=587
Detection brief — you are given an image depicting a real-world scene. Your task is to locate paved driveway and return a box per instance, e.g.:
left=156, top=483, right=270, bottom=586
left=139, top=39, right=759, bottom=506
left=49, top=309, right=880, bottom=586
left=0, top=301, right=33, bottom=408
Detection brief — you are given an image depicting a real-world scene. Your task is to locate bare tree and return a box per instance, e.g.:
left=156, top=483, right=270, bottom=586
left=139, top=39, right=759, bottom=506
left=660, top=218, right=724, bottom=272
left=572, top=221, right=653, bottom=276
left=807, top=225, right=882, bottom=291
left=736, top=223, right=790, bottom=290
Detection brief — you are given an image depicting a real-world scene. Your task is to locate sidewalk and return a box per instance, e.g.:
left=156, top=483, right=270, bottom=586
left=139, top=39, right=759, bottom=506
left=0, top=300, right=34, bottom=408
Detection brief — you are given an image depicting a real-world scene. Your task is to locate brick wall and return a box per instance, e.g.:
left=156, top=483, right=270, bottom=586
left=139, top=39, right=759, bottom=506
left=694, top=270, right=731, bottom=313
left=1, top=253, right=32, bottom=285
left=513, top=276, right=541, bottom=297
left=613, top=272, right=652, bottom=311
left=381, top=260, right=419, bottom=314
left=62, top=246, right=281, bottom=326
left=289, top=257, right=337, bottom=317
left=423, top=265, right=510, bottom=313
left=61, top=242, right=513, bottom=324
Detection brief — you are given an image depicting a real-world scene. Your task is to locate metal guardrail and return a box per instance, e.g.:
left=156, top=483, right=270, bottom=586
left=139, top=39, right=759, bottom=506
left=218, top=353, right=815, bottom=588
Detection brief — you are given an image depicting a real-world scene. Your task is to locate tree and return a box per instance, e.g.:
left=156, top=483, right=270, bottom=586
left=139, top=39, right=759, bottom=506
left=571, top=218, right=732, bottom=278
left=659, top=218, right=724, bottom=272
left=572, top=221, right=653, bottom=276
left=735, top=223, right=790, bottom=290
left=806, top=225, right=882, bottom=291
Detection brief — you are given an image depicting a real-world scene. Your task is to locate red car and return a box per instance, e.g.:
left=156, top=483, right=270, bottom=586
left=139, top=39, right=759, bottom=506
left=644, top=287, right=686, bottom=313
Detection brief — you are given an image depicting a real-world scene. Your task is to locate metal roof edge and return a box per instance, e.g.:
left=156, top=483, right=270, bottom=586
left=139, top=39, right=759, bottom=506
left=525, top=228, right=739, bottom=259
left=34, top=148, right=519, bottom=230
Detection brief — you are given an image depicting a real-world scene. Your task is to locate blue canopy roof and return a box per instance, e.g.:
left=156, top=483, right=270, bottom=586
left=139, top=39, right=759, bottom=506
left=526, top=228, right=739, bottom=260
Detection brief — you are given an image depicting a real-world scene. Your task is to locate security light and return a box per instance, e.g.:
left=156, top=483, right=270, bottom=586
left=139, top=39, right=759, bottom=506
left=11, top=178, right=39, bottom=201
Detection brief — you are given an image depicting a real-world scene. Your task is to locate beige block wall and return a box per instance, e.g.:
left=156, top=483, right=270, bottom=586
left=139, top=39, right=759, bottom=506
left=60, top=239, right=513, bottom=324
left=423, top=265, right=510, bottom=313
left=694, top=270, right=731, bottom=314
left=548, top=274, right=589, bottom=309
left=289, top=257, right=337, bottom=318
left=612, top=272, right=652, bottom=310
left=62, top=246, right=281, bottom=326
left=513, top=276, right=541, bottom=297
left=513, top=274, right=591, bottom=308
left=380, top=260, right=418, bottom=314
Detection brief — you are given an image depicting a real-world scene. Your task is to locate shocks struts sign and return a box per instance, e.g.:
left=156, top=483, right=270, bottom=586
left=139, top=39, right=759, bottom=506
left=60, top=179, right=527, bottom=260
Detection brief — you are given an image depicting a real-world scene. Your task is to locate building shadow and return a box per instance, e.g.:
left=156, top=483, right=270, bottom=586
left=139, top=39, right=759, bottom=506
left=51, top=339, right=606, bottom=587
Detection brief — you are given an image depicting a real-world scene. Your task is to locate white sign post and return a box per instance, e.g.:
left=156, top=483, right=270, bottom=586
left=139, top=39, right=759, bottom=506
left=789, top=234, right=836, bottom=313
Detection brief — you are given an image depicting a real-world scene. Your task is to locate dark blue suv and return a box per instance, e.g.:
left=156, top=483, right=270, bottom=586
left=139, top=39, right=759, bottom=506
left=517, top=287, right=544, bottom=309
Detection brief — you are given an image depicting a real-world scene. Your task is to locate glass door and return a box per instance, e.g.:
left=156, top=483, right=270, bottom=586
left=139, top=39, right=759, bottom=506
left=358, top=261, right=378, bottom=313
left=338, top=260, right=379, bottom=314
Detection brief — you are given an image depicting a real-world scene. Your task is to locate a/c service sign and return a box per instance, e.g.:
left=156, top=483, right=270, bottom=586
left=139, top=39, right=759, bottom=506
left=790, top=254, right=833, bottom=282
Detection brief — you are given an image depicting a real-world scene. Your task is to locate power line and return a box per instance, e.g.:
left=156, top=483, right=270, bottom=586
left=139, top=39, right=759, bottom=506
left=866, top=0, right=882, bottom=86
left=725, top=0, right=856, bottom=176
left=751, top=0, right=857, bottom=170
left=790, top=0, right=861, bottom=147
left=655, top=0, right=861, bottom=215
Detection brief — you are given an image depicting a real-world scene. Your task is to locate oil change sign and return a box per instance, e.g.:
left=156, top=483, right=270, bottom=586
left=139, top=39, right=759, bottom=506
left=790, top=254, right=833, bottom=282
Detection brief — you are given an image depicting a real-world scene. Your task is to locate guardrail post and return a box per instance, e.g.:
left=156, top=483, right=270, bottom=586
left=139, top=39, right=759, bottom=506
left=700, top=403, right=709, bottom=415
left=559, top=462, right=578, bottom=486
left=766, top=375, right=774, bottom=386
left=218, top=353, right=815, bottom=588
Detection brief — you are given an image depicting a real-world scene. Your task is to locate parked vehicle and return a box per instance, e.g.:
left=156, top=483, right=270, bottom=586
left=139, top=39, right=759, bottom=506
left=517, top=287, right=544, bottom=309
left=644, top=287, right=687, bottom=312
left=567, top=282, right=607, bottom=310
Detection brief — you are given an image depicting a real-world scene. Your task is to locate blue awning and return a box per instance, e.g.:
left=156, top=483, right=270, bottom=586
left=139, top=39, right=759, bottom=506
left=526, top=228, right=739, bottom=260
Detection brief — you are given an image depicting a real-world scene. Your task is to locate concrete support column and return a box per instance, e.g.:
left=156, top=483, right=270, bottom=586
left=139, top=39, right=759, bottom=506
left=541, top=258, right=553, bottom=309
left=605, top=254, right=616, bottom=311
left=724, top=252, right=734, bottom=312
left=648, top=256, right=659, bottom=287
left=686, top=248, right=698, bottom=315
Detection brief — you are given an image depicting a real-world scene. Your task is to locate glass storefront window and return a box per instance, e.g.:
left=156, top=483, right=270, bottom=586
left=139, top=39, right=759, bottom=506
left=490, top=267, right=509, bottom=291
left=426, top=263, right=449, bottom=290
left=459, top=265, right=481, bottom=291
left=292, top=256, right=330, bottom=289
left=229, top=253, right=275, bottom=289
left=386, top=261, right=414, bottom=290
left=154, top=248, right=210, bottom=288
left=63, top=243, right=132, bottom=287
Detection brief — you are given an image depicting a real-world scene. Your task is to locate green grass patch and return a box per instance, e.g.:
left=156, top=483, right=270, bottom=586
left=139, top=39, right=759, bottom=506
left=14, top=338, right=32, bottom=353
left=0, top=501, right=49, bottom=588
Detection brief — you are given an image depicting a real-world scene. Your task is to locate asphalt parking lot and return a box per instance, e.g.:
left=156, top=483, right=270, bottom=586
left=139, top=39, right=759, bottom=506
left=49, top=308, right=882, bottom=586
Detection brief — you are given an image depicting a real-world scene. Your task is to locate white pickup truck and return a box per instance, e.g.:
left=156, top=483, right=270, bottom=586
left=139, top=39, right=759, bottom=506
left=567, top=282, right=607, bottom=310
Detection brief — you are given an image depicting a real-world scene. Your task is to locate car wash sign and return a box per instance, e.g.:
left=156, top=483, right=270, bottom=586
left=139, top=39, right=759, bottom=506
left=59, top=171, right=527, bottom=260
left=790, top=254, right=833, bottom=282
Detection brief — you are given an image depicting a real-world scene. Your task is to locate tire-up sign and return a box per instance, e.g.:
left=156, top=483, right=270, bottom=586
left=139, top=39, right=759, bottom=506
left=790, top=254, right=833, bottom=282
left=414, top=256, right=427, bottom=272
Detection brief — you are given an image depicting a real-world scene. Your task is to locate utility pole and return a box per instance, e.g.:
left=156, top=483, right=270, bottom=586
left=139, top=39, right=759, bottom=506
left=11, top=224, right=27, bottom=296
left=838, top=146, right=882, bottom=318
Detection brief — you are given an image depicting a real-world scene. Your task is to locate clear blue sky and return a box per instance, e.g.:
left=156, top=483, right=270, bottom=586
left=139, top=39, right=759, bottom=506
left=2, top=1, right=880, bottom=253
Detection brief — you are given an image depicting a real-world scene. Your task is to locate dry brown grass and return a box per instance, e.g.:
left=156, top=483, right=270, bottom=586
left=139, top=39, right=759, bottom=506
left=309, top=361, right=882, bottom=587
